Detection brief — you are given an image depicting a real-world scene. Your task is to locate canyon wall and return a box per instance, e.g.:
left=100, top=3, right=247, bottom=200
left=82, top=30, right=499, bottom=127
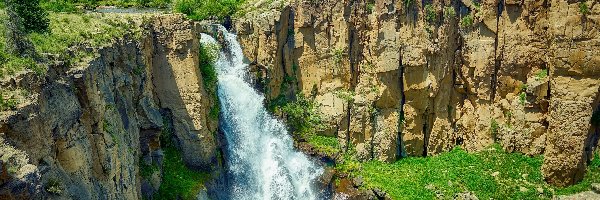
left=234, top=0, right=600, bottom=186
left=0, top=14, right=219, bottom=199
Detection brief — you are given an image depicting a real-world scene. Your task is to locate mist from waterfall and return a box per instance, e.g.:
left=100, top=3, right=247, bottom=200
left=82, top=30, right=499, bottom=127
left=200, top=27, right=324, bottom=200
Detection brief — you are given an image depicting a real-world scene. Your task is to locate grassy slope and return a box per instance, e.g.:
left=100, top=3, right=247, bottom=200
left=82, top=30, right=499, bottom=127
left=307, top=135, right=600, bottom=200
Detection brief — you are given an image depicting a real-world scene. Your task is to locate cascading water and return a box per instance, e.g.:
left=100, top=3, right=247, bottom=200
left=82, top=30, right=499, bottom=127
left=200, top=28, right=325, bottom=199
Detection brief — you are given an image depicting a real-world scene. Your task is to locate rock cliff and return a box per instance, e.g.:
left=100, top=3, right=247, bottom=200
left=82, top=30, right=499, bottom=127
left=234, top=0, right=600, bottom=186
left=0, top=14, right=220, bottom=199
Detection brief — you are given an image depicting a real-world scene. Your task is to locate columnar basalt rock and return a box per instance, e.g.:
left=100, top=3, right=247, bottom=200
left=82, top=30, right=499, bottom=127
left=0, top=14, right=219, bottom=198
left=235, top=0, right=600, bottom=186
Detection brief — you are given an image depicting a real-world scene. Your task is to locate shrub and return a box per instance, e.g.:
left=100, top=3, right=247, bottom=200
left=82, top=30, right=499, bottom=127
left=173, top=0, right=245, bottom=21
left=519, top=92, right=526, bottom=105
left=45, top=179, right=63, bottom=195
left=460, top=14, right=474, bottom=27
left=579, top=2, right=589, bottom=15
left=490, top=119, right=499, bottom=141
left=41, top=0, right=78, bottom=13
left=366, top=2, right=374, bottom=13
left=424, top=4, right=436, bottom=23
left=333, top=48, right=344, bottom=65
left=443, top=6, right=455, bottom=18
left=0, top=93, right=18, bottom=111
left=6, top=0, right=50, bottom=33
left=281, top=93, right=324, bottom=136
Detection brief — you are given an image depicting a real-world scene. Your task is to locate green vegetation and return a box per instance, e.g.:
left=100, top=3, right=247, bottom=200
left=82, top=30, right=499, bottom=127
left=6, top=0, right=50, bottom=33
left=333, top=48, right=344, bottom=65
left=199, top=42, right=220, bottom=120
left=154, top=146, right=211, bottom=200
left=403, top=0, right=413, bottom=10
left=279, top=93, right=324, bottom=137
left=334, top=144, right=600, bottom=200
left=424, top=4, right=436, bottom=23
left=443, top=6, right=455, bottom=18
left=44, top=178, right=64, bottom=195
left=139, top=159, right=159, bottom=178
left=519, top=92, right=527, bottom=105
left=535, top=69, right=548, bottom=80
left=460, top=14, right=474, bottom=28
left=41, top=0, right=171, bottom=11
left=579, top=2, right=589, bottom=16
left=307, top=135, right=340, bottom=155
left=154, top=118, right=211, bottom=200
left=0, top=93, right=17, bottom=111
left=173, top=0, right=246, bottom=21
left=366, top=2, right=374, bottom=13
left=490, top=119, right=499, bottom=141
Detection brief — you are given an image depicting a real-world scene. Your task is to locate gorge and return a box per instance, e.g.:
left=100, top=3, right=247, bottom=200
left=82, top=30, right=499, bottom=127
left=0, top=0, right=599, bottom=199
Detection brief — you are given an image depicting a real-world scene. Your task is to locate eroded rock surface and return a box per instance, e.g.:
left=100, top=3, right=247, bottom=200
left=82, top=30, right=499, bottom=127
left=0, top=14, right=219, bottom=199
left=235, top=0, right=600, bottom=186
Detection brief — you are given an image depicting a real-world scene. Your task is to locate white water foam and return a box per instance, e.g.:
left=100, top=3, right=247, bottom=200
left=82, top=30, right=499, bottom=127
left=201, top=27, right=324, bottom=200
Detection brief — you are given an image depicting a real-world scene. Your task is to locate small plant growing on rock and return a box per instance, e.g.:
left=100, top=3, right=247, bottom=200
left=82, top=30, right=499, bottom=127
left=579, top=2, right=590, bottom=16
left=333, top=48, right=344, bottom=65
left=535, top=69, right=548, bottom=80
left=0, top=93, right=17, bottom=111
left=444, top=6, right=456, bottom=18
left=460, top=14, right=474, bottom=28
left=425, top=4, right=437, bottom=23
left=45, top=179, right=64, bottom=195
left=366, top=2, right=375, bottom=13
left=490, top=119, right=499, bottom=141
left=519, top=92, right=527, bottom=105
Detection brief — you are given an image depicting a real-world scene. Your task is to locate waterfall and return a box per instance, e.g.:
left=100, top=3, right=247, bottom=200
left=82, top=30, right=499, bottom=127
left=200, top=28, right=324, bottom=200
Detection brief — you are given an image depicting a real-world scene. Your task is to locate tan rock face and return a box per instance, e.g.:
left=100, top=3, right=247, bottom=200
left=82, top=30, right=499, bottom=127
left=235, top=0, right=600, bottom=186
left=0, top=14, right=219, bottom=198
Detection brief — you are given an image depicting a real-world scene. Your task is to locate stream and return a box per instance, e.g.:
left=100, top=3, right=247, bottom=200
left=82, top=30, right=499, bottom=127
left=201, top=27, right=326, bottom=200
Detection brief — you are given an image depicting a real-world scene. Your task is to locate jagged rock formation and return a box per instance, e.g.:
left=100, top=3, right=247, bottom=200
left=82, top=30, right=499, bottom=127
left=0, top=14, right=219, bottom=199
left=234, top=0, right=599, bottom=186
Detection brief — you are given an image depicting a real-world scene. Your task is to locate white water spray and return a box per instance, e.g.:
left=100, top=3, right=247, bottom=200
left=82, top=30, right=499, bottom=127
left=200, top=28, right=324, bottom=200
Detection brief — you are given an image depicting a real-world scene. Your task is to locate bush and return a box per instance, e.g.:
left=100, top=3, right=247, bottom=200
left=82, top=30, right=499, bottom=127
left=0, top=93, right=18, bottom=111
left=6, top=0, right=50, bottom=33
left=443, top=6, right=455, bottom=18
left=424, top=4, right=436, bottom=23
left=45, top=179, right=63, bottom=195
left=579, top=2, right=589, bottom=15
left=281, top=93, right=324, bottom=136
left=41, top=0, right=79, bottom=13
left=460, top=14, right=474, bottom=27
left=490, top=119, right=499, bottom=141
left=173, top=0, right=245, bottom=21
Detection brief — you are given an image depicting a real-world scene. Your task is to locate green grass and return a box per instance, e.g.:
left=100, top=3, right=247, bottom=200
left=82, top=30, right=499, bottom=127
left=334, top=145, right=600, bottom=200
left=0, top=9, right=150, bottom=78
left=41, top=0, right=172, bottom=11
left=307, top=135, right=340, bottom=156
left=154, top=146, right=211, bottom=200
left=173, top=0, right=245, bottom=21
left=199, top=42, right=220, bottom=120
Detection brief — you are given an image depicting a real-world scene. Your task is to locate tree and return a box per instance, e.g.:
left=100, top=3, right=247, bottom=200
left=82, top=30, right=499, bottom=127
left=6, top=0, right=49, bottom=33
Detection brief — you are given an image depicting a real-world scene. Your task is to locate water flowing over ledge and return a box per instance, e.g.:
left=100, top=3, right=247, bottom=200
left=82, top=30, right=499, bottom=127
left=201, top=27, right=325, bottom=200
